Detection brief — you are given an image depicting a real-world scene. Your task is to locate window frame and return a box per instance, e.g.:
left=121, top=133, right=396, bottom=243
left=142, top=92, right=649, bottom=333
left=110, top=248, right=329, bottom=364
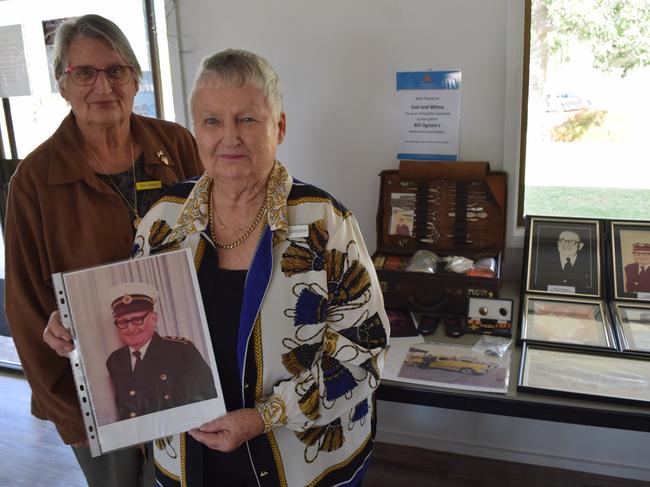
left=517, top=0, right=532, bottom=228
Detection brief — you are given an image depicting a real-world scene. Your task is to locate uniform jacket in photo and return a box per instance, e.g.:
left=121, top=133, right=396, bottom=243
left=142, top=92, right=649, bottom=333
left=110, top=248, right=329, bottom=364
left=106, top=332, right=217, bottom=420
left=534, top=247, right=592, bottom=294
left=133, top=161, right=390, bottom=487
left=625, top=263, right=650, bottom=293
left=4, top=111, right=202, bottom=444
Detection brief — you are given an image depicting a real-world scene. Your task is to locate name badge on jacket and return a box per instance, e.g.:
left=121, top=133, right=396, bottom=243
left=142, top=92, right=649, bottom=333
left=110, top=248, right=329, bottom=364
left=288, top=225, right=309, bottom=238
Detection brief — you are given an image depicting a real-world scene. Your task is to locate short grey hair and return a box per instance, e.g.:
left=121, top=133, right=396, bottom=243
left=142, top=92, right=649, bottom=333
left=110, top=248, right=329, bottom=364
left=53, top=14, right=142, bottom=90
left=191, top=49, right=284, bottom=119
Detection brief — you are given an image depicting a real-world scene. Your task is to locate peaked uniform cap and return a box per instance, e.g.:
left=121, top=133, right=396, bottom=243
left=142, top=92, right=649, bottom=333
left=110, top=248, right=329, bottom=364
left=633, top=243, right=650, bottom=253
left=108, top=282, right=159, bottom=317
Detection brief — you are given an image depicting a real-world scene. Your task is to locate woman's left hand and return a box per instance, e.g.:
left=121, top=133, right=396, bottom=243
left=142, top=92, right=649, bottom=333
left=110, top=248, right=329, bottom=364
left=188, top=408, right=265, bottom=452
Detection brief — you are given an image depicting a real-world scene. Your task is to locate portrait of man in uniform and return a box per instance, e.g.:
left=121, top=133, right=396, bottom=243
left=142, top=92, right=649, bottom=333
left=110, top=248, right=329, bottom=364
left=528, top=219, right=600, bottom=296
left=624, top=243, right=650, bottom=294
left=105, top=282, right=218, bottom=420
left=52, top=249, right=225, bottom=454
left=612, top=225, right=650, bottom=299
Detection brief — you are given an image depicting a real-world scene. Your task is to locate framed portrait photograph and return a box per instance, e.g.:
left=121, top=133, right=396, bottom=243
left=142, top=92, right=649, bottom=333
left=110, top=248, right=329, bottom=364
left=525, top=216, right=602, bottom=297
left=612, top=302, right=650, bottom=353
left=610, top=221, right=650, bottom=301
left=519, top=295, right=616, bottom=349
left=519, top=344, right=650, bottom=405
left=52, top=248, right=225, bottom=457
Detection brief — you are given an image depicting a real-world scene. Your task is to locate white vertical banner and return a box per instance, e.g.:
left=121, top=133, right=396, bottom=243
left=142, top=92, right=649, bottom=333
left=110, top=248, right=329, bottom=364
left=396, top=70, right=461, bottom=161
left=0, top=24, right=31, bottom=97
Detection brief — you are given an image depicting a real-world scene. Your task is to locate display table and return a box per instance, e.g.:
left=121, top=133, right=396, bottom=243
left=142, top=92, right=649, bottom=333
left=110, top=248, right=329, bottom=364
left=377, top=279, right=650, bottom=433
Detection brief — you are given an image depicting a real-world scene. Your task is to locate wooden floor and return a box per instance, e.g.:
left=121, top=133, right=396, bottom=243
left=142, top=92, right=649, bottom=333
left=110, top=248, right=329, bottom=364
left=364, top=442, right=648, bottom=487
left=0, top=369, right=86, bottom=487
left=1, top=369, right=646, bottom=487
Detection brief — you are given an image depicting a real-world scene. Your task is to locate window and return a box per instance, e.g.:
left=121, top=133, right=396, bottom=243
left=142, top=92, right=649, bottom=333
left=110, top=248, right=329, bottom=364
left=0, top=0, right=175, bottom=159
left=0, top=1, right=176, bottom=368
left=519, top=0, right=650, bottom=223
left=0, top=0, right=176, bottom=249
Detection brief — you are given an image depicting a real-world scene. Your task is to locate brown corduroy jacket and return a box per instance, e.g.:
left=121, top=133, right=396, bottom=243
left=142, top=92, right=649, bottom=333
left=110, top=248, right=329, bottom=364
left=4, top=111, right=202, bottom=444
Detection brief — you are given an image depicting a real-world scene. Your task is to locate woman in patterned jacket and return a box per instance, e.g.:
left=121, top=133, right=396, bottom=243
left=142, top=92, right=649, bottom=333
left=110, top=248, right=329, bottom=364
left=133, top=49, right=390, bottom=486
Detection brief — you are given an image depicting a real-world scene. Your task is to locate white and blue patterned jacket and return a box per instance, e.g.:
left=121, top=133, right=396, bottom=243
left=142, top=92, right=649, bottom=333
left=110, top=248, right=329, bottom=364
left=134, top=161, right=389, bottom=487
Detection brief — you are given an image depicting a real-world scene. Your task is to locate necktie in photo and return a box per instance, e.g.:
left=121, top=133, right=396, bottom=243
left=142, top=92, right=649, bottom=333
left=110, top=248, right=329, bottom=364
left=565, top=257, right=572, bottom=270
left=133, top=350, right=143, bottom=373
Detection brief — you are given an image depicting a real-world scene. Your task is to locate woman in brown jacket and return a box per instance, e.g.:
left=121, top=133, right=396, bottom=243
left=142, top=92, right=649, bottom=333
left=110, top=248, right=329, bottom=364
left=3, top=14, right=202, bottom=487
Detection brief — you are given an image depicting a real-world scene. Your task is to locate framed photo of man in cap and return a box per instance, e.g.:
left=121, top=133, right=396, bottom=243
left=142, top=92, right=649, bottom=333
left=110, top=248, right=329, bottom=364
left=52, top=248, right=225, bottom=457
left=611, top=221, right=650, bottom=301
left=525, top=216, right=602, bottom=298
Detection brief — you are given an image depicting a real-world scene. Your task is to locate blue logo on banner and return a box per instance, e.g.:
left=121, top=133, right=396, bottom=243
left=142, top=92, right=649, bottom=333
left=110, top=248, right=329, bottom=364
left=396, top=71, right=461, bottom=90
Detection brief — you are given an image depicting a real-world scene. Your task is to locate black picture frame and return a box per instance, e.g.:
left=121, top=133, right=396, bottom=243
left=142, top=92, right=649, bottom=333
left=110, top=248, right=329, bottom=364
left=525, top=216, right=602, bottom=298
left=610, top=221, right=650, bottom=301
left=520, top=295, right=616, bottom=349
left=611, top=302, right=650, bottom=354
left=518, top=343, right=650, bottom=406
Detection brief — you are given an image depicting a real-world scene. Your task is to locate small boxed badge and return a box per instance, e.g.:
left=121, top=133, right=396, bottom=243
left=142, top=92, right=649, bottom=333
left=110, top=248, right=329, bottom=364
left=466, top=297, right=513, bottom=337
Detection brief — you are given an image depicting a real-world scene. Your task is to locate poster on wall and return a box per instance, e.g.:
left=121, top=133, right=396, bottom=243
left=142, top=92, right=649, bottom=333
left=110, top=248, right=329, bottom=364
left=42, top=18, right=70, bottom=93
left=396, top=70, right=461, bottom=161
left=0, top=24, right=31, bottom=97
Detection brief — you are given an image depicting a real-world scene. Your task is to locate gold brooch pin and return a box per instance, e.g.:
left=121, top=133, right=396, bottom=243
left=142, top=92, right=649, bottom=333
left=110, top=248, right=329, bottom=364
left=156, top=150, right=170, bottom=166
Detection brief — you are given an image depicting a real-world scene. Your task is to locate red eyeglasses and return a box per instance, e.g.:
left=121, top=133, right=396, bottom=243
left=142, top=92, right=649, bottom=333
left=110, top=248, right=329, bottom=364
left=64, top=64, right=134, bottom=86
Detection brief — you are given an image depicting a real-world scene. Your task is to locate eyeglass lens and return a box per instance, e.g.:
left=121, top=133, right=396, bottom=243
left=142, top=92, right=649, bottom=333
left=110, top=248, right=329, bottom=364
left=114, top=312, right=149, bottom=329
left=69, top=65, right=132, bottom=85
left=558, top=239, right=579, bottom=245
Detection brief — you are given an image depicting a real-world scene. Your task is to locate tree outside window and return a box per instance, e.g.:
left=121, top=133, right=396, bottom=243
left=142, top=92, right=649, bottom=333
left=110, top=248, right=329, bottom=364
left=521, top=0, right=650, bottom=220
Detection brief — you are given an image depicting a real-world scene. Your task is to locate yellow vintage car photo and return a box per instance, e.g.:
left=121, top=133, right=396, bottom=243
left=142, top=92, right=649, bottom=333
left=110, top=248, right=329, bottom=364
left=405, top=351, right=491, bottom=375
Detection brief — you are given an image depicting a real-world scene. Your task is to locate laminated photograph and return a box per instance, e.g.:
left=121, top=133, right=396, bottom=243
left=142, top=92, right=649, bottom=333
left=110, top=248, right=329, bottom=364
left=391, top=342, right=511, bottom=393
left=389, top=192, right=416, bottom=237
left=52, top=249, right=225, bottom=457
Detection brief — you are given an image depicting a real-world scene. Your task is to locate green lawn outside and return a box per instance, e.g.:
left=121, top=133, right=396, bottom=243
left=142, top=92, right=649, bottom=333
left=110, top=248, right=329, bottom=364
left=524, top=186, right=650, bottom=220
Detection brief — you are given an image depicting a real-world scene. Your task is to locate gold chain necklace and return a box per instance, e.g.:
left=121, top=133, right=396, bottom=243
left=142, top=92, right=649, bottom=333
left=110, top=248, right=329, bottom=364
left=90, top=138, right=141, bottom=229
left=208, top=182, right=267, bottom=249
left=215, top=212, right=246, bottom=232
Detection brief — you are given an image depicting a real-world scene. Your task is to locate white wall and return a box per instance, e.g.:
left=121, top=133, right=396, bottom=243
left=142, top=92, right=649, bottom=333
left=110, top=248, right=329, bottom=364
left=165, top=0, right=649, bottom=480
left=377, top=402, right=650, bottom=481
left=166, top=0, right=520, bottom=251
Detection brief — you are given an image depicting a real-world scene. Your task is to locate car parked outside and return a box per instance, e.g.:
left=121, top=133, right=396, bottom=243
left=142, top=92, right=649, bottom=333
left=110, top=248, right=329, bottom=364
left=544, top=92, right=591, bottom=112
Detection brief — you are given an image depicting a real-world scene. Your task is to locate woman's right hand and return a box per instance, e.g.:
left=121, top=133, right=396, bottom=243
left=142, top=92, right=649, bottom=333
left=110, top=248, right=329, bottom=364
left=43, top=310, right=75, bottom=357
